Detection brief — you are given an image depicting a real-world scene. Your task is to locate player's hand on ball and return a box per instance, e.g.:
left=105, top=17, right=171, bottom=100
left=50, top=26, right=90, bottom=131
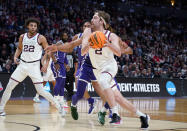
left=103, top=40, right=111, bottom=47
left=14, top=57, right=20, bottom=65
left=45, top=44, right=58, bottom=53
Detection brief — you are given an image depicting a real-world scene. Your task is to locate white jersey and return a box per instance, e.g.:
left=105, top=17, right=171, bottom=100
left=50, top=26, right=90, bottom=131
left=43, top=58, right=55, bottom=81
left=20, top=33, right=43, bottom=62
left=89, top=30, right=116, bottom=69
left=44, top=58, right=52, bottom=71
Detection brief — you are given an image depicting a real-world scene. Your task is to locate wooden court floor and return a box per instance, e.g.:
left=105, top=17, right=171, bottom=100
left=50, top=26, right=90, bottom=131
left=0, top=98, right=187, bottom=131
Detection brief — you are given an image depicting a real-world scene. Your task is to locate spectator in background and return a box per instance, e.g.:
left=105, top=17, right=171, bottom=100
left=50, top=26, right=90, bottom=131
left=0, top=50, right=8, bottom=68
left=0, top=0, right=186, bottom=79
left=2, top=63, right=13, bottom=73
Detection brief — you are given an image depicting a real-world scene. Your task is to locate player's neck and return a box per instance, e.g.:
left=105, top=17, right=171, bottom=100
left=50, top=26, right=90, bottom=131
left=27, top=32, right=37, bottom=38
left=92, top=26, right=105, bottom=32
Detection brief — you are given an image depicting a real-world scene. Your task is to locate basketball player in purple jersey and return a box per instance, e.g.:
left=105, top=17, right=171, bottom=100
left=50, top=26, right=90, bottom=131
left=51, top=33, right=72, bottom=116
left=73, top=22, right=97, bottom=114
left=62, top=32, right=77, bottom=107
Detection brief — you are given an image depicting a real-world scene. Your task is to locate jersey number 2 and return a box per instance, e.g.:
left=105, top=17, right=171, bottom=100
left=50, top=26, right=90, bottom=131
left=95, top=48, right=102, bottom=55
left=24, top=45, right=35, bottom=52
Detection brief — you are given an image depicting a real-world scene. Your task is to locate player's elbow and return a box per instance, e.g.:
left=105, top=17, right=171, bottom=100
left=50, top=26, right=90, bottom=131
left=115, top=50, right=121, bottom=57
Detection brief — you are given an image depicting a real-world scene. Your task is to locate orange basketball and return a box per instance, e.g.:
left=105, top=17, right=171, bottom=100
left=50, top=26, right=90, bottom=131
left=89, top=31, right=107, bottom=49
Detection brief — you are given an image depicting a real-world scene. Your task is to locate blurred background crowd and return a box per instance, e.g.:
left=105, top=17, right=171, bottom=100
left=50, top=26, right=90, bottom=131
left=0, top=0, right=186, bottom=79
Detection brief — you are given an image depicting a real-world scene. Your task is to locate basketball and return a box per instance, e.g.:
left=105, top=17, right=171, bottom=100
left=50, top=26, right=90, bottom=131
left=89, top=31, right=107, bottom=49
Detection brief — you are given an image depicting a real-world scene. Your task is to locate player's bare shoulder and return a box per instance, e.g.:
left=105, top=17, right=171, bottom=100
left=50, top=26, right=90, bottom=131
left=38, top=34, right=48, bottom=48
left=19, top=34, right=25, bottom=42
left=17, top=34, right=25, bottom=50
left=38, top=34, right=46, bottom=43
left=108, top=32, right=118, bottom=42
left=20, top=34, right=25, bottom=38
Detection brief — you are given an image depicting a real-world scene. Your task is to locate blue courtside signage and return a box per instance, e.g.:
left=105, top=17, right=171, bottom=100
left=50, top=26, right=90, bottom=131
left=166, top=81, right=176, bottom=96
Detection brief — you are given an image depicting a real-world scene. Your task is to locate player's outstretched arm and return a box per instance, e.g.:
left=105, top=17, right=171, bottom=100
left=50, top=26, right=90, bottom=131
left=14, top=34, right=24, bottom=64
left=104, top=33, right=121, bottom=57
left=81, top=28, right=92, bottom=56
left=45, top=38, right=82, bottom=53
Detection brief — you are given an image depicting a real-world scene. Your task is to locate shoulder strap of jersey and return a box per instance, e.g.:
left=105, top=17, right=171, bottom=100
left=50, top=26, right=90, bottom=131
left=105, top=30, right=111, bottom=41
left=22, top=33, right=26, bottom=41
left=37, top=33, right=41, bottom=45
left=24, top=33, right=28, bottom=39
left=78, top=33, right=82, bottom=38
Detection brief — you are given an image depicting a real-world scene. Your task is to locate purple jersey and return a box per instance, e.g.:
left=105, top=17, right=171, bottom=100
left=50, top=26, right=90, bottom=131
left=83, top=54, right=94, bottom=68
left=78, top=54, right=96, bottom=82
left=76, top=33, right=84, bottom=68
left=51, top=42, right=68, bottom=78
left=54, top=51, right=67, bottom=64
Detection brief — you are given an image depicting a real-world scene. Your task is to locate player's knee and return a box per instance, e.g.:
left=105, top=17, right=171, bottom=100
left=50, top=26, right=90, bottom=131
left=6, top=79, right=19, bottom=92
left=35, top=84, right=45, bottom=95
left=99, top=73, right=111, bottom=89
left=98, top=78, right=110, bottom=90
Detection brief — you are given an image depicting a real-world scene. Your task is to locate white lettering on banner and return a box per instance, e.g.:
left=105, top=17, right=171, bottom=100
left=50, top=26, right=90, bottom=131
left=87, top=83, right=95, bottom=92
left=72, top=82, right=160, bottom=93
left=146, top=84, right=150, bottom=92
left=120, top=83, right=132, bottom=92
left=118, top=83, right=160, bottom=93
left=133, top=84, right=138, bottom=92
left=73, top=82, right=95, bottom=92
left=167, top=88, right=176, bottom=92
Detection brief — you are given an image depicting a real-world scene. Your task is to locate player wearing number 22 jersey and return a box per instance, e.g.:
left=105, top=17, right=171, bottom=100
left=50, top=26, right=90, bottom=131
left=0, top=18, right=63, bottom=116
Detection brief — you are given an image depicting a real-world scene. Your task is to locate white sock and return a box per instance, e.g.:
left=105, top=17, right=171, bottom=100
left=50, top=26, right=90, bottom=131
left=111, top=106, right=119, bottom=115
left=59, top=96, right=64, bottom=105
left=0, top=105, right=4, bottom=112
left=136, top=110, right=146, bottom=117
left=71, top=103, right=77, bottom=107
left=35, top=84, right=58, bottom=107
left=100, top=106, right=107, bottom=113
left=35, top=93, right=39, bottom=98
left=58, top=95, right=61, bottom=101
left=54, top=95, right=58, bottom=100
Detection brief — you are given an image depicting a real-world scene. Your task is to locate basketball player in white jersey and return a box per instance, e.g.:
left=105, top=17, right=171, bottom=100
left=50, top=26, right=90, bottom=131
left=81, top=10, right=122, bottom=125
left=81, top=11, right=150, bottom=127
left=45, top=17, right=150, bottom=128
left=33, top=54, right=56, bottom=103
left=0, top=18, right=63, bottom=116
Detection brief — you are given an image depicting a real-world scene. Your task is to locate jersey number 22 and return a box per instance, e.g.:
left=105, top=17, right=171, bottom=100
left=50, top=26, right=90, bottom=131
left=23, top=45, right=35, bottom=52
